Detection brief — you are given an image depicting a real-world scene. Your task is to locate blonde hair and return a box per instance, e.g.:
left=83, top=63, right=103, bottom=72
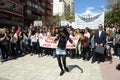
left=0, top=29, right=5, bottom=34
left=106, top=30, right=111, bottom=36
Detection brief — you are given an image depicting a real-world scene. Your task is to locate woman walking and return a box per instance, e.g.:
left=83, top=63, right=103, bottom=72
left=46, top=27, right=75, bottom=76
left=55, top=27, right=75, bottom=76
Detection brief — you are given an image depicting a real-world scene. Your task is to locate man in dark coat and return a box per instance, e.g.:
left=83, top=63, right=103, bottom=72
left=92, top=24, right=106, bottom=63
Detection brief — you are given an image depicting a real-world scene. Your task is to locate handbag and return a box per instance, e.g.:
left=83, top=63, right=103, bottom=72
left=116, top=64, right=120, bottom=70
left=94, top=46, right=105, bottom=54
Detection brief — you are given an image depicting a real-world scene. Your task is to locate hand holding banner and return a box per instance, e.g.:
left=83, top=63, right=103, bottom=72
left=39, top=36, right=79, bottom=49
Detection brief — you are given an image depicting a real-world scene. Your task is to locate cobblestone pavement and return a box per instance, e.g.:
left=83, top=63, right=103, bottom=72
left=0, top=55, right=102, bottom=80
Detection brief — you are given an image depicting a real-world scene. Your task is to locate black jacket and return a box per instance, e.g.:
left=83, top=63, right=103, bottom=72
left=55, top=35, right=73, bottom=50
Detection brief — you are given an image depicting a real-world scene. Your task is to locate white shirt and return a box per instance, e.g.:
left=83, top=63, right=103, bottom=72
left=99, top=30, right=102, bottom=37
left=31, top=35, right=37, bottom=42
left=35, top=33, right=39, bottom=40
left=84, top=32, right=90, bottom=38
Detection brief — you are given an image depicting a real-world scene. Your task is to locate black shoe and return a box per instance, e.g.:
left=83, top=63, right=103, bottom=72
left=91, top=59, right=95, bottom=64
left=65, top=67, right=69, bottom=72
left=53, top=56, right=56, bottom=58
left=60, top=70, right=64, bottom=76
left=97, top=61, right=100, bottom=64
left=30, top=53, right=33, bottom=56
left=83, top=58, right=85, bottom=60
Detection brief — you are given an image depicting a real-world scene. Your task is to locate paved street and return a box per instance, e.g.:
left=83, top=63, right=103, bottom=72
left=0, top=55, right=102, bottom=80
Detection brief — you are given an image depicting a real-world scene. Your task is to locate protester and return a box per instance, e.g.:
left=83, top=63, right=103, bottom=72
left=75, top=29, right=83, bottom=58
left=30, top=29, right=37, bottom=56
left=89, top=30, right=95, bottom=59
left=46, top=27, right=75, bottom=76
left=106, top=30, right=113, bottom=62
left=82, top=27, right=90, bottom=60
left=114, top=29, right=120, bottom=59
left=92, top=24, right=106, bottom=63
left=0, top=28, right=10, bottom=60
left=0, top=23, right=120, bottom=68
left=10, top=30, right=17, bottom=58
left=55, top=27, right=75, bottom=76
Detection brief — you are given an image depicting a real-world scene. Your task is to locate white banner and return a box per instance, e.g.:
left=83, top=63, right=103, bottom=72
left=75, top=11, right=105, bottom=29
left=60, top=20, right=71, bottom=26
left=33, top=20, right=42, bottom=27
left=39, top=36, right=79, bottom=49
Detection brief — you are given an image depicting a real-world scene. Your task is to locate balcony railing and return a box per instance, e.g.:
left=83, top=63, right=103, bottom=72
left=26, top=6, right=44, bottom=15
left=0, top=8, right=24, bottom=17
left=0, top=19, right=24, bottom=26
left=8, top=0, right=25, bottom=6
left=46, top=4, right=52, bottom=10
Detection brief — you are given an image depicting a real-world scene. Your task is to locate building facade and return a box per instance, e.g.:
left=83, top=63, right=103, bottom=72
left=24, top=0, right=45, bottom=27
left=0, top=0, right=24, bottom=28
left=44, top=0, right=53, bottom=25
left=53, top=0, right=74, bottom=16
left=64, top=0, right=74, bottom=15
left=108, top=0, right=120, bottom=9
left=0, top=0, right=53, bottom=28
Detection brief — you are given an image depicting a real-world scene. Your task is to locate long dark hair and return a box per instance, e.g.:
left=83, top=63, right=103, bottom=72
left=59, top=27, right=69, bottom=38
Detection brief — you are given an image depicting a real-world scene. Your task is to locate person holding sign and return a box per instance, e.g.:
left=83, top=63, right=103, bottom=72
left=54, top=27, right=75, bottom=76
left=46, top=27, right=75, bottom=76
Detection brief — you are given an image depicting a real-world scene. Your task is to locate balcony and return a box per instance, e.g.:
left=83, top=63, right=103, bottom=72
left=0, top=8, right=24, bottom=17
left=0, top=19, right=23, bottom=26
left=8, top=0, right=25, bottom=6
left=28, top=0, right=44, bottom=8
left=46, top=10, right=52, bottom=16
left=26, top=6, right=44, bottom=15
left=25, top=14, right=39, bottom=20
left=46, top=0, right=53, bottom=5
left=46, top=4, right=52, bottom=10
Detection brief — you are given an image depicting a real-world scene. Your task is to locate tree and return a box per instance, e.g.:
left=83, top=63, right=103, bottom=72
left=52, top=15, right=60, bottom=24
left=61, top=12, right=74, bottom=22
left=105, top=0, right=120, bottom=24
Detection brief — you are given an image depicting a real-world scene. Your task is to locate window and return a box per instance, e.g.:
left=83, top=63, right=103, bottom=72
left=27, top=10, right=31, bottom=15
left=0, top=2, right=4, bottom=6
left=38, top=6, right=45, bottom=13
left=35, top=4, right=38, bottom=9
left=27, top=1, right=31, bottom=6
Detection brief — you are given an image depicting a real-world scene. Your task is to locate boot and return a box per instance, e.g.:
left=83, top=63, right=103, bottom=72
left=59, top=70, right=64, bottom=76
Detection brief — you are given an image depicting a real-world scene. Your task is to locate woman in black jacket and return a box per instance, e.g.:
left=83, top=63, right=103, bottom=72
left=46, top=27, right=75, bottom=76
left=54, top=27, right=75, bottom=76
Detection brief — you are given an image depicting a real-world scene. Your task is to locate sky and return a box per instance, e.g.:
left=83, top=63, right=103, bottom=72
left=74, top=0, right=107, bottom=14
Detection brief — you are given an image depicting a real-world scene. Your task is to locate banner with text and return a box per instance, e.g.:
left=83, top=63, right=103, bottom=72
left=75, top=11, right=105, bottom=29
left=39, top=36, right=79, bottom=49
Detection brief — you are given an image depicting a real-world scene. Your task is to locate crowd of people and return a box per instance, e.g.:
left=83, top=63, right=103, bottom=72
left=0, top=23, right=120, bottom=66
